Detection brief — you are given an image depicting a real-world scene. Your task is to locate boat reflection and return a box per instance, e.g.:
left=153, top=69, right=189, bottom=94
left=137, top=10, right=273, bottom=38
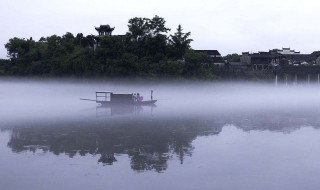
left=95, top=104, right=156, bottom=118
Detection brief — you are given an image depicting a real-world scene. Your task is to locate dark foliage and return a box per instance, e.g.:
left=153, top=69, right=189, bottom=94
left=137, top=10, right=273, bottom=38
left=2, top=16, right=215, bottom=79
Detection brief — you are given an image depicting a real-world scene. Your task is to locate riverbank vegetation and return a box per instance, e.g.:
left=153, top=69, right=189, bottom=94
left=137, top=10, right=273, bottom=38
left=1, top=16, right=216, bottom=79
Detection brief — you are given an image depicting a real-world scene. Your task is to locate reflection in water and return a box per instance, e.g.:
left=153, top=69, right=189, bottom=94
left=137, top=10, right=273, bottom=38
left=7, top=114, right=217, bottom=172
left=5, top=104, right=320, bottom=173
left=2, top=81, right=320, bottom=189
left=96, top=104, right=156, bottom=118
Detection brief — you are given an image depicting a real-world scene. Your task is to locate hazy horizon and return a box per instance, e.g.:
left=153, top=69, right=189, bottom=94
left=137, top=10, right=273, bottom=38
left=2, top=78, right=320, bottom=127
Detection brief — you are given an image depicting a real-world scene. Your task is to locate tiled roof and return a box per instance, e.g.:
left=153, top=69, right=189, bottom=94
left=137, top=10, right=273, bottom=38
left=195, top=50, right=221, bottom=56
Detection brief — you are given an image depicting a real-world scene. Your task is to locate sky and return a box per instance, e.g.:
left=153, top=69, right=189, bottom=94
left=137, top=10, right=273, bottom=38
left=1, top=0, right=320, bottom=58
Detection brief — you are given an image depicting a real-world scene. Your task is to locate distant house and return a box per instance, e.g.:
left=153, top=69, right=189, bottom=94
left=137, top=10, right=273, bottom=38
left=251, top=52, right=281, bottom=70
left=317, top=57, right=320, bottom=65
left=311, top=51, right=320, bottom=65
left=277, top=48, right=300, bottom=55
left=240, top=51, right=281, bottom=71
left=239, top=48, right=320, bottom=70
left=195, top=50, right=225, bottom=67
left=283, top=54, right=316, bottom=65
left=240, top=52, right=251, bottom=65
left=275, top=48, right=320, bottom=66
left=311, top=51, right=320, bottom=57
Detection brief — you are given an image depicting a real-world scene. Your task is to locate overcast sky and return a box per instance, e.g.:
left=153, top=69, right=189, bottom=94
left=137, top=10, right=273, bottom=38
left=1, top=0, right=320, bottom=58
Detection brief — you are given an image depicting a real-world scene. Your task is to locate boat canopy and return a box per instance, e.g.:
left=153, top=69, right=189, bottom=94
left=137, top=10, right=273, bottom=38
left=96, top=92, right=134, bottom=102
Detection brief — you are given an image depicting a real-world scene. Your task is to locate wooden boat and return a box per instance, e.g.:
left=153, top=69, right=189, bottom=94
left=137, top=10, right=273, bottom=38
left=81, top=91, right=157, bottom=106
left=97, top=99, right=157, bottom=106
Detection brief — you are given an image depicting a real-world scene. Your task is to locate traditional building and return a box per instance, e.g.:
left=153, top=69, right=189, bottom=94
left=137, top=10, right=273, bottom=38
left=240, top=52, right=251, bottom=65
left=277, top=48, right=300, bottom=55
left=311, top=51, right=320, bottom=57
left=283, top=54, right=316, bottom=65
left=95, top=25, right=115, bottom=36
left=317, top=57, right=320, bottom=65
left=240, top=51, right=282, bottom=71
left=311, top=51, right=320, bottom=65
left=239, top=48, right=320, bottom=70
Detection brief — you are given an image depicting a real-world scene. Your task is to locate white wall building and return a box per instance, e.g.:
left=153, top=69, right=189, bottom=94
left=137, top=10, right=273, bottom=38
left=277, top=48, right=300, bottom=55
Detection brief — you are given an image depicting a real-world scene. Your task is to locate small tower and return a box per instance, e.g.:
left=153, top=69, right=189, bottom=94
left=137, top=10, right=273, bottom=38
left=95, top=25, right=115, bottom=36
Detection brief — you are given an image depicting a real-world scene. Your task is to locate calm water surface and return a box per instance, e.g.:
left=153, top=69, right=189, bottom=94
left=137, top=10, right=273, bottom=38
left=1, top=79, right=320, bottom=190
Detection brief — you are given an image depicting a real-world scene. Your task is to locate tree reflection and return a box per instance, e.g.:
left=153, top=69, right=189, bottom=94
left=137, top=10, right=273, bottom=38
left=98, top=153, right=117, bottom=165
left=7, top=118, right=220, bottom=172
left=6, top=107, right=320, bottom=172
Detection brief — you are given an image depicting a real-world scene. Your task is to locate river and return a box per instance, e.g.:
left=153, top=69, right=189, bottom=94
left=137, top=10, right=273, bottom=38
left=1, top=79, right=320, bottom=190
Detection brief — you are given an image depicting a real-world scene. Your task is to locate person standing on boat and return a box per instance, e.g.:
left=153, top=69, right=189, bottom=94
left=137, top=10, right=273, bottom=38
left=133, top=93, right=136, bottom=102
left=137, top=93, right=141, bottom=102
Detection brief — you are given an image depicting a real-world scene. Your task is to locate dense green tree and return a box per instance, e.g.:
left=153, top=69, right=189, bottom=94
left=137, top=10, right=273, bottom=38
left=156, top=60, right=183, bottom=76
left=127, top=17, right=150, bottom=42
left=128, top=15, right=170, bottom=40
left=2, top=15, right=215, bottom=79
left=224, top=53, right=240, bottom=62
left=149, top=15, right=170, bottom=36
left=0, top=59, right=10, bottom=75
left=170, top=25, right=193, bottom=59
left=5, top=37, right=34, bottom=60
left=61, top=32, right=75, bottom=53
left=46, top=35, right=63, bottom=56
left=184, top=50, right=214, bottom=78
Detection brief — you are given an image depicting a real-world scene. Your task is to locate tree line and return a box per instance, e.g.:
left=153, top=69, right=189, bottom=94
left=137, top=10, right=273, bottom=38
left=1, top=15, right=216, bottom=79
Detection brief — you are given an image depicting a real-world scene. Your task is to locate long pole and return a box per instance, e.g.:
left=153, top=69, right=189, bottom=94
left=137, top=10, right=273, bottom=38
left=285, top=74, right=288, bottom=86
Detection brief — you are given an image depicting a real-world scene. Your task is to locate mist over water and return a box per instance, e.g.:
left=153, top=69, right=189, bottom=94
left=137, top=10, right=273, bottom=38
left=1, top=78, right=320, bottom=190
left=2, top=78, right=320, bottom=126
